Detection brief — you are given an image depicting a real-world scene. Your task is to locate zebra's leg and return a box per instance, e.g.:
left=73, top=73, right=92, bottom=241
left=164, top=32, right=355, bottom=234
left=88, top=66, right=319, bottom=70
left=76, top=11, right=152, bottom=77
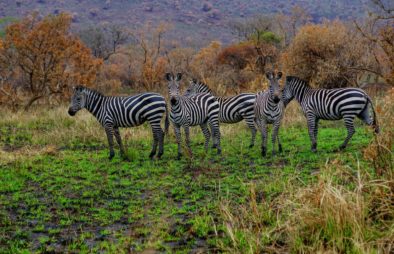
left=184, top=126, right=193, bottom=157
left=174, top=125, right=182, bottom=160
left=114, top=127, right=126, bottom=157
left=209, top=120, right=221, bottom=155
left=105, top=126, right=115, bottom=160
left=245, top=117, right=257, bottom=148
left=157, top=127, right=165, bottom=159
left=277, top=135, right=283, bottom=153
left=313, top=118, right=319, bottom=149
left=271, top=121, right=281, bottom=156
left=200, top=123, right=211, bottom=152
left=339, top=115, right=356, bottom=150
left=307, top=113, right=318, bottom=152
left=148, top=122, right=161, bottom=159
left=260, top=120, right=268, bottom=157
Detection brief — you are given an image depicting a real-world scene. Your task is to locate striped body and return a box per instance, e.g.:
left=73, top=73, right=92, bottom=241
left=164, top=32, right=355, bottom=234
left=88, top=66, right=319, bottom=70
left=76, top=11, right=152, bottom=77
left=170, top=93, right=220, bottom=127
left=68, top=86, right=168, bottom=159
left=185, top=80, right=257, bottom=147
left=254, top=72, right=285, bottom=156
left=283, top=76, right=379, bottom=151
left=166, top=73, right=221, bottom=159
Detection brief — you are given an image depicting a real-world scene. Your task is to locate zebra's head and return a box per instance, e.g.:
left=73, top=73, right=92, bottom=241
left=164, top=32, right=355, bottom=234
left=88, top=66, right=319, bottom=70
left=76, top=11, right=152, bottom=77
left=266, top=71, right=282, bottom=103
left=68, top=86, right=87, bottom=116
left=184, top=79, right=199, bottom=96
left=282, top=76, right=297, bottom=105
left=166, top=72, right=182, bottom=104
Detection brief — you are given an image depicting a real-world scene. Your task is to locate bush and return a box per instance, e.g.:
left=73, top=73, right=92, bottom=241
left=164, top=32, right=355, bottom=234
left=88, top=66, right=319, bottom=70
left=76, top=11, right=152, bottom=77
left=282, top=21, right=372, bottom=88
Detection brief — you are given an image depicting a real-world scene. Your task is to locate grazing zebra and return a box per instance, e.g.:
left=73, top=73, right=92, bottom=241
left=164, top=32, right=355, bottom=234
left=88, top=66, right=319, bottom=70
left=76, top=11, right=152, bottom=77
left=184, top=79, right=257, bottom=147
left=166, top=73, right=221, bottom=159
left=68, top=86, right=169, bottom=160
left=282, top=76, right=379, bottom=152
left=254, top=71, right=285, bottom=156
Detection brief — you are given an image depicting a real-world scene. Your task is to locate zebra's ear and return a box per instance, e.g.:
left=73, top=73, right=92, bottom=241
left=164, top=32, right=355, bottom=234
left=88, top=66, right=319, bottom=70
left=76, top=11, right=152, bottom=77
left=175, top=73, right=182, bottom=81
left=165, top=73, right=173, bottom=81
left=277, top=72, right=283, bottom=80
left=265, top=72, right=273, bottom=80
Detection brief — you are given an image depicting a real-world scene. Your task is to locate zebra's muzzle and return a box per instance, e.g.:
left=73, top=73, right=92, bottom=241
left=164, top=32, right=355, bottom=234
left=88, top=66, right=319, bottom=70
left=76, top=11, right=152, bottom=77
left=273, top=96, right=280, bottom=103
left=170, top=97, right=178, bottom=105
left=68, top=108, right=76, bottom=116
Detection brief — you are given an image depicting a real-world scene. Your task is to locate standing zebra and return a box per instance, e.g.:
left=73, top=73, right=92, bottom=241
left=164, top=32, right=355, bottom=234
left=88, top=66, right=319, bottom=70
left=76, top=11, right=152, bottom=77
left=166, top=73, right=221, bottom=159
left=282, top=76, right=379, bottom=152
left=184, top=79, right=257, bottom=147
left=68, top=86, right=169, bottom=160
left=254, top=71, right=285, bottom=156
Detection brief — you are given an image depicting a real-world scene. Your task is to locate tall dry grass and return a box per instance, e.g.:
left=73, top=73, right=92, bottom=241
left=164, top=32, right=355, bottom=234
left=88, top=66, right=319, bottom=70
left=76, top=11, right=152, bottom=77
left=218, top=90, right=394, bottom=254
left=219, top=160, right=393, bottom=253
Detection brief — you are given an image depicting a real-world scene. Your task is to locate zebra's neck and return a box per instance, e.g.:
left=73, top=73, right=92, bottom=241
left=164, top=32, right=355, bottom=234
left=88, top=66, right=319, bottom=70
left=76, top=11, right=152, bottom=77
left=293, top=81, right=312, bottom=103
left=85, top=90, right=104, bottom=116
left=194, top=82, right=213, bottom=95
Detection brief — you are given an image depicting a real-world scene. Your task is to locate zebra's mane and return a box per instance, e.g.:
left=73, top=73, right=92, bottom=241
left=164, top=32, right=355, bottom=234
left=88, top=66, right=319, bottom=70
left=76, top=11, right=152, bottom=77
left=192, top=80, right=213, bottom=93
left=286, top=76, right=309, bottom=87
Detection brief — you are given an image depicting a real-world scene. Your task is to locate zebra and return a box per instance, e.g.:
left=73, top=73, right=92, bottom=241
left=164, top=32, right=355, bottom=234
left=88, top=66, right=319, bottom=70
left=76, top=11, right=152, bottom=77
left=282, top=76, right=379, bottom=152
left=166, top=72, right=221, bottom=159
left=68, top=86, right=169, bottom=160
left=254, top=71, right=285, bottom=157
left=184, top=79, right=257, bottom=148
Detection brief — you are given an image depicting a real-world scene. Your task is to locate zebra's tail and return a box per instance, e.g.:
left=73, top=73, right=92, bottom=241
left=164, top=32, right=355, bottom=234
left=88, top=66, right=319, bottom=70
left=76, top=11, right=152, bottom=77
left=366, top=96, right=380, bottom=134
left=164, top=103, right=170, bottom=135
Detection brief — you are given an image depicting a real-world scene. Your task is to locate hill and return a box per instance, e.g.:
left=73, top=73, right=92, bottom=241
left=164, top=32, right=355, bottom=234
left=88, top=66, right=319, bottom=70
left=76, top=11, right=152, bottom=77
left=0, top=0, right=370, bottom=46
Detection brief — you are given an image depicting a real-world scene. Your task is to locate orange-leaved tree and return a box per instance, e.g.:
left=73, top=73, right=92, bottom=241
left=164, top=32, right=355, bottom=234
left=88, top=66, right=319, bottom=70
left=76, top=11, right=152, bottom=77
left=1, top=13, right=102, bottom=110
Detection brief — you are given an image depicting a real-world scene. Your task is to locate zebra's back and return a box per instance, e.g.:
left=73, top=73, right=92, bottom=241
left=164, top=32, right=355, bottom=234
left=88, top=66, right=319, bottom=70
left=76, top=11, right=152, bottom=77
left=306, top=88, right=368, bottom=120
left=218, top=93, right=255, bottom=123
left=103, top=93, right=166, bottom=127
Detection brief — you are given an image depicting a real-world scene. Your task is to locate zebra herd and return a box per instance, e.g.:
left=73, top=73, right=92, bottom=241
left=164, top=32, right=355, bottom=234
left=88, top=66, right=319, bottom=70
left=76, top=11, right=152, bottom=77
left=68, top=71, right=379, bottom=160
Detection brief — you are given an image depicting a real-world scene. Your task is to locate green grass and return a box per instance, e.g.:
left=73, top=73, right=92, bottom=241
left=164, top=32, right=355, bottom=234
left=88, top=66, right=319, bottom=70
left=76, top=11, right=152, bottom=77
left=0, top=107, right=383, bottom=253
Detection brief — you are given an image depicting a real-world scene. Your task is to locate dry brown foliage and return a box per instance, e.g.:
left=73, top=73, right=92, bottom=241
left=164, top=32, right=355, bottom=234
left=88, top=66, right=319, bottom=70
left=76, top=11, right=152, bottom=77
left=363, top=88, right=393, bottom=177
left=282, top=21, right=372, bottom=88
left=0, top=13, right=102, bottom=110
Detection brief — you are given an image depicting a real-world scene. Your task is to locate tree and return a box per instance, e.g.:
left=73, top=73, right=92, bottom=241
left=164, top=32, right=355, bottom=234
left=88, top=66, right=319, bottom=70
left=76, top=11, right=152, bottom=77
left=354, top=0, right=394, bottom=85
left=0, top=13, right=102, bottom=109
left=282, top=21, right=372, bottom=88
left=275, top=5, right=312, bottom=46
left=79, top=24, right=130, bottom=61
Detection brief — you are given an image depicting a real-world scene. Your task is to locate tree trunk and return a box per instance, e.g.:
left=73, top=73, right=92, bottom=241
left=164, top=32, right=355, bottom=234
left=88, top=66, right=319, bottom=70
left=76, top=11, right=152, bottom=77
left=24, top=95, right=44, bottom=111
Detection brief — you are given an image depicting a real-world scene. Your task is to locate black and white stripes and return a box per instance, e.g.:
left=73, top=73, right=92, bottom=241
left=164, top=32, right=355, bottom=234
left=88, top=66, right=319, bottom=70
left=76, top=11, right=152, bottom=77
left=166, top=73, right=221, bottom=159
left=68, top=86, right=168, bottom=160
left=184, top=79, right=257, bottom=147
left=254, top=71, right=285, bottom=156
left=282, top=76, right=379, bottom=152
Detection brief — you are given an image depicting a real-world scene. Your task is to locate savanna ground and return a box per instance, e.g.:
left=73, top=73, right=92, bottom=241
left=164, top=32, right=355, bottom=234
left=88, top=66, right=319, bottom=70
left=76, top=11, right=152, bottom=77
left=0, top=98, right=393, bottom=254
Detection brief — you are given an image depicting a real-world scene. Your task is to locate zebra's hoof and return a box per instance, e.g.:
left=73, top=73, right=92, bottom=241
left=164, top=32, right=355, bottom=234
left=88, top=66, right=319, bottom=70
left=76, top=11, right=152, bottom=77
left=217, top=148, right=222, bottom=155
left=122, top=156, right=131, bottom=162
left=149, top=152, right=156, bottom=160
left=108, top=151, right=115, bottom=160
left=261, top=148, right=266, bottom=157
left=176, top=154, right=182, bottom=160
left=249, top=144, right=254, bottom=148
left=278, top=145, right=283, bottom=153
left=157, top=152, right=163, bottom=159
